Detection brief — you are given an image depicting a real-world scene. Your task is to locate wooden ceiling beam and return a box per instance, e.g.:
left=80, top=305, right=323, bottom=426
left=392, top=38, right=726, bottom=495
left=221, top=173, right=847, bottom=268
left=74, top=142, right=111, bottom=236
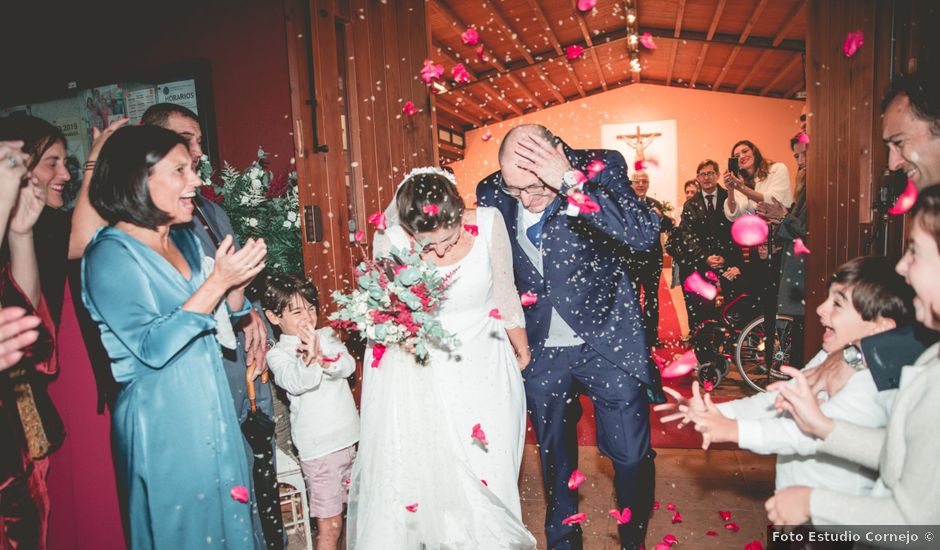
left=711, top=0, right=768, bottom=90
left=483, top=0, right=534, bottom=65
left=432, top=39, right=478, bottom=78
left=524, top=0, right=563, bottom=56
left=453, top=88, right=504, bottom=122
left=476, top=79, right=525, bottom=116
left=673, top=0, right=686, bottom=38
left=706, top=0, right=727, bottom=40
left=505, top=73, right=542, bottom=108
left=430, top=0, right=506, bottom=73
left=784, top=78, right=805, bottom=100
left=572, top=0, right=608, bottom=90
left=773, top=0, right=807, bottom=47
left=690, top=44, right=709, bottom=87
left=434, top=97, right=484, bottom=127
left=534, top=65, right=566, bottom=103
left=665, top=0, right=685, bottom=85
left=734, top=49, right=772, bottom=92
left=760, top=53, right=803, bottom=95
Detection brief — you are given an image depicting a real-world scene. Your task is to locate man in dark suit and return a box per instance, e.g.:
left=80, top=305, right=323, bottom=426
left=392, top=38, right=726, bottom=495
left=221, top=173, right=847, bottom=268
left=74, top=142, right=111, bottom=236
left=675, top=159, right=742, bottom=331
left=625, top=171, right=673, bottom=346
left=477, top=124, right=663, bottom=550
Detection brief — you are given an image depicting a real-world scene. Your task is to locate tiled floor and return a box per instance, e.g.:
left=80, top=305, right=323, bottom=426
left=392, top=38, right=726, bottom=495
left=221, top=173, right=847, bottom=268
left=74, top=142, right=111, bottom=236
left=519, top=444, right=775, bottom=549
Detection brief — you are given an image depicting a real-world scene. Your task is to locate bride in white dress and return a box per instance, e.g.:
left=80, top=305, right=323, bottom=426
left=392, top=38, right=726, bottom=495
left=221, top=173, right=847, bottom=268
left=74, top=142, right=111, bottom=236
left=346, top=167, right=536, bottom=549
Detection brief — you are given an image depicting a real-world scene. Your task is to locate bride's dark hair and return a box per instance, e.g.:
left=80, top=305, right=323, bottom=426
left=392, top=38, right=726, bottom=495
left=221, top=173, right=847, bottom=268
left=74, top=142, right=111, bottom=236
left=396, top=172, right=465, bottom=235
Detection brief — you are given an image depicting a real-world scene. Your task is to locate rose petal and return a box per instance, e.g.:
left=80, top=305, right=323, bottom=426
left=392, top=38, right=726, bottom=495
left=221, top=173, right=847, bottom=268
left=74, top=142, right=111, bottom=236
left=371, top=343, right=387, bottom=368
left=731, top=214, right=769, bottom=246
left=705, top=530, right=718, bottom=537
left=566, top=191, right=600, bottom=214
left=229, top=485, right=249, bottom=503
left=745, top=541, right=764, bottom=550
left=419, top=59, right=445, bottom=84
left=576, top=0, right=596, bottom=12
left=345, top=478, right=351, bottom=486
left=793, top=237, right=811, bottom=255
left=661, top=349, right=697, bottom=379
left=653, top=501, right=660, bottom=510
left=520, top=292, right=538, bottom=306
left=488, top=308, right=502, bottom=320
left=461, top=28, right=479, bottom=46
left=663, top=534, right=678, bottom=546
left=666, top=503, right=676, bottom=511
left=703, top=380, right=715, bottom=392
left=451, top=63, right=471, bottom=84
left=671, top=511, right=682, bottom=523
left=654, top=544, right=670, bottom=550
left=471, top=423, right=488, bottom=446
left=608, top=507, right=632, bottom=524
left=475, top=44, right=486, bottom=61
left=481, top=479, right=488, bottom=486
left=422, top=204, right=439, bottom=215
left=464, top=224, right=479, bottom=236
left=405, top=502, right=418, bottom=512
left=704, top=271, right=719, bottom=282
left=368, top=211, right=387, bottom=231
left=683, top=272, right=718, bottom=301
left=402, top=101, right=417, bottom=117
left=719, top=510, right=732, bottom=521
left=639, top=32, right=657, bottom=50
left=843, top=30, right=864, bottom=58
left=888, top=178, right=918, bottom=215
left=634, top=158, right=659, bottom=171
left=567, top=469, right=587, bottom=490
left=354, top=230, right=365, bottom=242
left=724, top=521, right=740, bottom=532
left=565, top=45, right=584, bottom=60
left=585, top=159, right=606, bottom=178
left=797, top=132, right=810, bottom=144
left=561, top=512, right=587, bottom=525
left=321, top=353, right=341, bottom=363
left=481, top=130, right=493, bottom=142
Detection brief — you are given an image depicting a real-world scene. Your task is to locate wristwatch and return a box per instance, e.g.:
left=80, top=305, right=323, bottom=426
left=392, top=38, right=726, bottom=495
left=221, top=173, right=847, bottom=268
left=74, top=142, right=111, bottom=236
left=561, top=170, right=583, bottom=192
left=842, top=343, right=865, bottom=371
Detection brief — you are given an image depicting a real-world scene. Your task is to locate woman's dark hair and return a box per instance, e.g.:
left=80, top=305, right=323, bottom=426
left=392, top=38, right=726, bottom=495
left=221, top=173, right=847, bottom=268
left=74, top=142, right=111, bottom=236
left=261, top=272, right=319, bottom=316
left=911, top=185, right=940, bottom=254
left=0, top=115, right=67, bottom=171
left=831, top=256, right=914, bottom=324
left=731, top=139, right=773, bottom=184
left=395, top=172, right=465, bottom=234
left=89, top=125, right=187, bottom=229
left=684, top=179, right=699, bottom=191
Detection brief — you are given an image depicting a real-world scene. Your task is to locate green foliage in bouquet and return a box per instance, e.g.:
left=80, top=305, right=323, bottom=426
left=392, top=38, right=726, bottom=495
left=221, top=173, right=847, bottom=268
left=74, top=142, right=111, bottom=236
left=199, top=148, right=303, bottom=273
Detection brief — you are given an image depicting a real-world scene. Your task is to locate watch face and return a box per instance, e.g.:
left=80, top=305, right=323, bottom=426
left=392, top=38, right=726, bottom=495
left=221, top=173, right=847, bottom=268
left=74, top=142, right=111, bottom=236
left=843, top=345, right=863, bottom=369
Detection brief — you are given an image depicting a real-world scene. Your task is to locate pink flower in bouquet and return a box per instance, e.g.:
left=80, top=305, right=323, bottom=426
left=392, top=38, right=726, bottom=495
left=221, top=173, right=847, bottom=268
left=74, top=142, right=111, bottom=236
left=565, top=45, right=584, bottom=60
left=451, top=63, right=471, bottom=84
left=371, top=343, right=387, bottom=368
left=419, top=59, right=444, bottom=84
left=461, top=28, right=480, bottom=46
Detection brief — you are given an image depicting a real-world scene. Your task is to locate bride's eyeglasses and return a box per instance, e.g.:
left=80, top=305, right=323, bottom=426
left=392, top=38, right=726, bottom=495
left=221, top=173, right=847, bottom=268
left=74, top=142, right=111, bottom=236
left=498, top=181, right=554, bottom=198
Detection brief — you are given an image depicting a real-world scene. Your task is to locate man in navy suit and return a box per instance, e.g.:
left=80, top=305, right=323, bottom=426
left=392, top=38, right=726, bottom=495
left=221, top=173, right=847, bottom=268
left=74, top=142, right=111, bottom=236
left=477, top=124, right=663, bottom=550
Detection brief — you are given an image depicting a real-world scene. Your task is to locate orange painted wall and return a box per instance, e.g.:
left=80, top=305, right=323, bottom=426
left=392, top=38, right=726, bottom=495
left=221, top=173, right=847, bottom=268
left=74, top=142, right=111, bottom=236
left=447, top=83, right=804, bottom=206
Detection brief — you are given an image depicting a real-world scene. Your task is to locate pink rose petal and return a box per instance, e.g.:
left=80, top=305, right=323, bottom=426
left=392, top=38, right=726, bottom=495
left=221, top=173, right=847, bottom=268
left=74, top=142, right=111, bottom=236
left=471, top=423, right=488, bottom=446
left=402, top=101, right=417, bottom=117
left=321, top=353, right=341, bottom=363
left=481, top=130, right=493, bottom=142
left=562, top=512, right=587, bottom=525
left=585, top=159, right=606, bottom=179
left=451, top=63, right=471, bottom=84
left=520, top=292, right=538, bottom=306
left=567, top=191, right=600, bottom=214
left=706, top=530, right=718, bottom=537
left=368, top=211, right=387, bottom=231
left=797, top=132, right=810, bottom=144
left=576, top=0, right=596, bottom=12
left=731, top=214, right=769, bottom=247
left=665, top=503, right=676, bottom=511
left=704, top=380, right=715, bottom=392
left=464, top=224, right=479, bottom=236
left=419, top=59, right=445, bottom=84
left=704, top=271, right=719, bottom=282
left=663, top=534, right=678, bottom=546
left=683, top=272, right=718, bottom=301
left=724, top=521, right=740, bottom=532
left=608, top=507, right=632, bottom=524
left=481, top=479, right=488, bottom=486
left=565, top=45, right=585, bottom=60
left=405, top=502, right=418, bottom=512
left=422, top=204, right=439, bottom=215
left=461, top=28, right=479, bottom=46
left=488, top=308, right=502, bottom=320
left=654, top=544, right=670, bottom=550
left=354, top=230, right=365, bottom=242
left=719, top=510, right=732, bottom=521
left=371, top=343, right=386, bottom=368
left=567, top=469, right=587, bottom=490
left=639, top=32, right=657, bottom=50
left=634, top=158, right=659, bottom=171
left=475, top=44, right=487, bottom=61
left=671, top=511, right=682, bottom=523
left=888, top=178, right=918, bottom=215
left=229, top=485, right=249, bottom=503
left=793, top=237, right=811, bottom=255
left=653, top=501, right=660, bottom=510
left=843, top=30, right=864, bottom=58
left=745, top=541, right=764, bottom=550
left=661, top=349, right=697, bottom=379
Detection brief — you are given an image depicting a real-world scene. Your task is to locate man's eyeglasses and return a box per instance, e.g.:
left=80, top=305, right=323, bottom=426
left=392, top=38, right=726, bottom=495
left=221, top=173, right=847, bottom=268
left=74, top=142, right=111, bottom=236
left=697, top=171, right=718, bottom=178
left=498, top=182, right=554, bottom=198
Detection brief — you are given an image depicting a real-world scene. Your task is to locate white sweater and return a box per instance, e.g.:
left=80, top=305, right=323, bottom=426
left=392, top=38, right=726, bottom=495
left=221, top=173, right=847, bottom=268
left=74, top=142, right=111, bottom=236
left=267, top=328, right=360, bottom=461
left=723, top=162, right=793, bottom=220
left=810, top=343, right=940, bottom=533
left=718, top=350, right=892, bottom=494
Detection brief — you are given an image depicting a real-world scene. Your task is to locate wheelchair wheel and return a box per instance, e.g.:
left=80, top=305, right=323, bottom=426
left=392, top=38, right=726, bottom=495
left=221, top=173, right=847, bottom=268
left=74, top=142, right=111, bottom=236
left=735, top=314, right=796, bottom=393
left=697, top=357, right=727, bottom=391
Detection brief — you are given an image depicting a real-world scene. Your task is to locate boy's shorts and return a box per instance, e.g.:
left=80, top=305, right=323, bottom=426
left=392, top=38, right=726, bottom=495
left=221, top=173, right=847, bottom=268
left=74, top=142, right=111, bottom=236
left=299, top=444, right=356, bottom=518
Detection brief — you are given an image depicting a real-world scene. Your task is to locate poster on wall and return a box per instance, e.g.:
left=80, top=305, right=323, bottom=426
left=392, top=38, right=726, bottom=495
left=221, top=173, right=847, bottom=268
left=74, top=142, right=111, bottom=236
left=125, top=87, right=158, bottom=124
left=601, top=119, right=678, bottom=210
left=156, top=80, right=198, bottom=114
left=82, top=84, right=127, bottom=142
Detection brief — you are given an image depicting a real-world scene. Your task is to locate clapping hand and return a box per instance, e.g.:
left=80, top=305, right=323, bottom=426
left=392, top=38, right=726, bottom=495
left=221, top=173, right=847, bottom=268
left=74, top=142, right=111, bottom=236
left=296, top=322, right=323, bottom=366
left=722, top=266, right=741, bottom=281
left=512, top=134, right=572, bottom=191
left=653, top=381, right=707, bottom=429
left=8, top=172, right=46, bottom=236
left=757, top=197, right=787, bottom=224
left=767, top=366, right=835, bottom=440
left=212, top=235, right=267, bottom=290
left=687, top=393, right=737, bottom=449
left=0, top=307, right=42, bottom=372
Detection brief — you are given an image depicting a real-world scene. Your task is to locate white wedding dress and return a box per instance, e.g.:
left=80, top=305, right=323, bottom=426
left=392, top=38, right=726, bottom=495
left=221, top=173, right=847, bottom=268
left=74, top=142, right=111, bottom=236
left=346, top=207, right=536, bottom=549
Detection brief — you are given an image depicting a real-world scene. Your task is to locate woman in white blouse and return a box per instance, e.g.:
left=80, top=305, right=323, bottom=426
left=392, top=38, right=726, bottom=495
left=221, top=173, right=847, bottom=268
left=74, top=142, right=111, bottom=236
left=723, top=139, right=793, bottom=220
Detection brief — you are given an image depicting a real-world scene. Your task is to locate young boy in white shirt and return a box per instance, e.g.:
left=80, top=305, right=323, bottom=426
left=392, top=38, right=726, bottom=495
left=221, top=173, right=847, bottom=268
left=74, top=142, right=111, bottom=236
left=656, top=256, right=914, bottom=495
left=262, top=273, right=359, bottom=550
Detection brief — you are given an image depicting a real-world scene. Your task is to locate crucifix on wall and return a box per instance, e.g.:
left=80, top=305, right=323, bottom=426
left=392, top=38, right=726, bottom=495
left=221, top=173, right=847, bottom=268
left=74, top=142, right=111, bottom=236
left=616, top=125, right=662, bottom=161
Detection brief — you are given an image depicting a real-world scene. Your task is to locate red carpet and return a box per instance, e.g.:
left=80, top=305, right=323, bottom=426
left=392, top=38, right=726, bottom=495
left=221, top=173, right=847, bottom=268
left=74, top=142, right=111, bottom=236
left=524, top=274, right=738, bottom=450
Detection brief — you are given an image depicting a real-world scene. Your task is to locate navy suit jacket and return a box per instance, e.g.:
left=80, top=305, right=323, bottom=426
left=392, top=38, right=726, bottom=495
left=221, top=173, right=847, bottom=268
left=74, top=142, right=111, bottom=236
left=476, top=146, right=662, bottom=388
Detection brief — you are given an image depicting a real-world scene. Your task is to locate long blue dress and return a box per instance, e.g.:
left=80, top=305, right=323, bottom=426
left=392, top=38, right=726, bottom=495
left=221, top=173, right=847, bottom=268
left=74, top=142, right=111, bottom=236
left=81, top=226, right=264, bottom=549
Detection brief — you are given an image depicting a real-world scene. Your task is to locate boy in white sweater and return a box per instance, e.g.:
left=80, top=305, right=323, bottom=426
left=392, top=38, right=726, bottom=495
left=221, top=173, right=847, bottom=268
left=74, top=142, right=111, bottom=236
left=655, top=256, right=914, bottom=495
left=262, top=273, right=359, bottom=550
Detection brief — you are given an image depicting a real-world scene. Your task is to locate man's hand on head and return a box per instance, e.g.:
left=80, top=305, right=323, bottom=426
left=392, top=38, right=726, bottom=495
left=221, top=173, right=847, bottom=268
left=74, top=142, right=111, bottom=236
left=512, top=135, right=573, bottom=191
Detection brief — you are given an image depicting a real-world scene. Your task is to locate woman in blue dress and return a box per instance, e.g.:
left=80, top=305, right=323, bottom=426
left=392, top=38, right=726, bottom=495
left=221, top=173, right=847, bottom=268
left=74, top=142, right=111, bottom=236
left=80, top=126, right=268, bottom=549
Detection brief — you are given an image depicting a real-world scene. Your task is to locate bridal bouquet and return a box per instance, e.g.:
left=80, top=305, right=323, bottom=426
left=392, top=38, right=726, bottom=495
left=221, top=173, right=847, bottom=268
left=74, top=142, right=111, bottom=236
left=328, top=245, right=459, bottom=367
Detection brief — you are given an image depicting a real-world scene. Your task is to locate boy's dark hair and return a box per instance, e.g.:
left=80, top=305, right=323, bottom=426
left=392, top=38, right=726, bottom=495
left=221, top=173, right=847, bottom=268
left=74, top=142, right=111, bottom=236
left=395, top=172, right=465, bottom=234
left=261, top=272, right=319, bottom=315
left=831, top=256, right=914, bottom=324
